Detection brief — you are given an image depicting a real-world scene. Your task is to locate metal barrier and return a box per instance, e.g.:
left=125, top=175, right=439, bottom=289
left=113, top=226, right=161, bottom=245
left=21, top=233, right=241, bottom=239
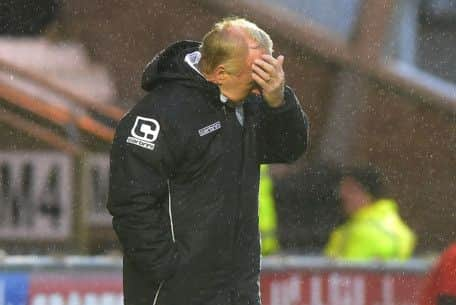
left=0, top=255, right=432, bottom=305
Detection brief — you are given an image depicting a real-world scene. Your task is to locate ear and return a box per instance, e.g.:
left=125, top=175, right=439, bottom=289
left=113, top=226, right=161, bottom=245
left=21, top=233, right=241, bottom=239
left=213, top=64, right=227, bottom=85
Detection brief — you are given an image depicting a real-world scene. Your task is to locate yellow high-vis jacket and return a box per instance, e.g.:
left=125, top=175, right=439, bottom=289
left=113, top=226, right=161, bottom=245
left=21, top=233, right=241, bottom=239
left=324, top=199, right=416, bottom=260
left=259, top=165, right=280, bottom=256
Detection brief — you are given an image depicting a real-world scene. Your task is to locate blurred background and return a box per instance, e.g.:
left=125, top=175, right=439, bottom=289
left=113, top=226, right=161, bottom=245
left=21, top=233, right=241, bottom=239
left=0, top=0, right=454, bottom=304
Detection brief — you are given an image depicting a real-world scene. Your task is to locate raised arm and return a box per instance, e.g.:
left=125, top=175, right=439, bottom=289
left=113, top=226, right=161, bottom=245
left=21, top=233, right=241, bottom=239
left=256, top=86, right=309, bottom=163
left=252, top=54, right=309, bottom=163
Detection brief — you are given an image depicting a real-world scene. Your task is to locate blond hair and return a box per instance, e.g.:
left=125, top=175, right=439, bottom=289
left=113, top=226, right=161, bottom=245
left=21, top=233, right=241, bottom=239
left=199, top=17, right=273, bottom=75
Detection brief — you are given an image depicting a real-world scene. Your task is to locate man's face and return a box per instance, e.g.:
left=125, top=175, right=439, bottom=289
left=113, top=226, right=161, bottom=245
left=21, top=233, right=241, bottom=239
left=220, top=42, right=270, bottom=102
left=339, top=177, right=370, bottom=216
left=340, top=179, right=358, bottom=216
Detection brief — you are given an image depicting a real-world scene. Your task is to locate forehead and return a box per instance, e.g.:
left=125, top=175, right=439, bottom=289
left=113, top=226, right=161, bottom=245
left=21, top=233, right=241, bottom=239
left=247, top=39, right=270, bottom=53
left=246, top=41, right=270, bottom=62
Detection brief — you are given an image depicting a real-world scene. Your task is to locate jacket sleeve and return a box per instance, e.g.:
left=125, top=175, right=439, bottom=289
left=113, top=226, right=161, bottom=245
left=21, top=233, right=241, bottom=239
left=257, top=86, right=309, bottom=163
left=107, top=110, right=181, bottom=282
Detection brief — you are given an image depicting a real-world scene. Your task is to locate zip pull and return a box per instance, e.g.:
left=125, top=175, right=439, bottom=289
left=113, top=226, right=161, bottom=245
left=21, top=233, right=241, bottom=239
left=222, top=104, right=227, bottom=117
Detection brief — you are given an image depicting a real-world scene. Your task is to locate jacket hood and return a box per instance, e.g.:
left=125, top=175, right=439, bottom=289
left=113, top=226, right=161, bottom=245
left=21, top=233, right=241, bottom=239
left=141, top=40, right=212, bottom=92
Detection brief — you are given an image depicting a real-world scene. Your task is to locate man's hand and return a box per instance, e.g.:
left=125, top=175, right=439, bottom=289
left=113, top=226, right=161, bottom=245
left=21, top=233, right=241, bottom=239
left=252, top=54, right=285, bottom=108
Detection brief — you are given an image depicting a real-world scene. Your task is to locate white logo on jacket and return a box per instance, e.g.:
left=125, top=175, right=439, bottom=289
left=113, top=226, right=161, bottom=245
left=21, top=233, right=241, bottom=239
left=127, top=116, right=160, bottom=150
left=198, top=121, right=221, bottom=136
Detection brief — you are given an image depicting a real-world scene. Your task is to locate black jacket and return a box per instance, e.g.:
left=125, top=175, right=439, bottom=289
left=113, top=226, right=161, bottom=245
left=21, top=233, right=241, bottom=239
left=107, top=41, right=308, bottom=305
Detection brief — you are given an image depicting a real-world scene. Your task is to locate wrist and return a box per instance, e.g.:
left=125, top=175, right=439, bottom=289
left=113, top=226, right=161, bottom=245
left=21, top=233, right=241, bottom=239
left=266, top=97, right=285, bottom=108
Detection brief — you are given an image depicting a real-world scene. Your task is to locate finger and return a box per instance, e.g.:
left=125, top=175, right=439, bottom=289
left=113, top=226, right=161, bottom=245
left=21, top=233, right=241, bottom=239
left=261, top=54, right=279, bottom=66
left=252, top=64, right=271, bottom=81
left=252, top=72, right=269, bottom=88
left=253, top=59, right=274, bottom=74
left=277, top=55, right=284, bottom=68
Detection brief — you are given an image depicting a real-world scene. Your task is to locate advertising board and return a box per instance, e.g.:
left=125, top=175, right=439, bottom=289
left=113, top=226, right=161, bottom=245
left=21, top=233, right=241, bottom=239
left=28, top=272, right=122, bottom=305
left=261, top=271, right=424, bottom=305
left=0, top=256, right=429, bottom=305
left=25, top=270, right=424, bottom=305
left=0, top=273, right=29, bottom=305
left=82, top=154, right=110, bottom=226
left=0, top=152, right=72, bottom=240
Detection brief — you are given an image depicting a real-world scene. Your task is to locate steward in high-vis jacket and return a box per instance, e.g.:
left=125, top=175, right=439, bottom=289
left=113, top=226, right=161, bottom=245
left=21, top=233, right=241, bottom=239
left=324, top=167, right=415, bottom=261
left=324, top=199, right=416, bottom=260
left=108, top=18, right=308, bottom=305
left=259, top=164, right=280, bottom=256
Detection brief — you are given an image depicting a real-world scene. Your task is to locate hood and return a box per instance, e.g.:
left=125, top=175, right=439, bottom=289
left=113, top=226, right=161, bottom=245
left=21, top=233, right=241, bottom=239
left=141, top=40, right=212, bottom=92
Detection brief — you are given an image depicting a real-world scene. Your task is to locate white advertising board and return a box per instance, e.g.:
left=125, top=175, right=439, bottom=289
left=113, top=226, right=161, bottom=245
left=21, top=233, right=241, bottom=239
left=83, top=154, right=111, bottom=226
left=0, top=152, right=72, bottom=240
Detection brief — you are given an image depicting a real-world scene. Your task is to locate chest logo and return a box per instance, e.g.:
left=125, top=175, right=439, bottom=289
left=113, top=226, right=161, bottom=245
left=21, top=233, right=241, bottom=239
left=198, top=121, right=221, bottom=137
left=126, top=116, right=160, bottom=150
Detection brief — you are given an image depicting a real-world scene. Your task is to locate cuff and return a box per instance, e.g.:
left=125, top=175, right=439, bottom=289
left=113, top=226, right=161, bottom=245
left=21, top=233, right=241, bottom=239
left=262, top=86, right=297, bottom=114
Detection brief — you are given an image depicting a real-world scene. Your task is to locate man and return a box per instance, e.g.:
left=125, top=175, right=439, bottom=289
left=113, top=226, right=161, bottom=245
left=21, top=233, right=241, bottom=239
left=107, top=18, right=308, bottom=305
left=324, top=167, right=416, bottom=260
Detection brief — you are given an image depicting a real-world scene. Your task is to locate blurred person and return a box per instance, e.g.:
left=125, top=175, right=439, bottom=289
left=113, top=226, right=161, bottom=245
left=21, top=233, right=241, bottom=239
left=259, top=164, right=280, bottom=256
left=274, top=162, right=344, bottom=253
left=420, top=243, right=456, bottom=305
left=324, top=167, right=416, bottom=260
left=107, top=17, right=308, bottom=305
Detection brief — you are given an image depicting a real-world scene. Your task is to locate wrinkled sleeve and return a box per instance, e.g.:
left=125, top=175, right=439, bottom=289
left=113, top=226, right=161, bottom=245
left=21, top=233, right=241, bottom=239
left=257, top=86, right=309, bottom=164
left=107, top=111, right=180, bottom=282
